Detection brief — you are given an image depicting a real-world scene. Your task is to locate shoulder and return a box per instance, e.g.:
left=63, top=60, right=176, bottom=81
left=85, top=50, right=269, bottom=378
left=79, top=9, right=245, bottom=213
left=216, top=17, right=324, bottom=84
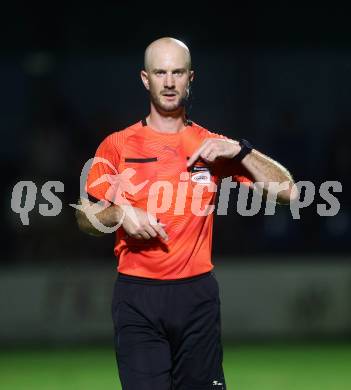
left=189, top=121, right=230, bottom=141
left=96, top=120, right=142, bottom=151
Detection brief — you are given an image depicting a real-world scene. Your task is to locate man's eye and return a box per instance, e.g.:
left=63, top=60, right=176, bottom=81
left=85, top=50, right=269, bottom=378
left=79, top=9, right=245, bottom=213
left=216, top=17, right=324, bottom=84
left=174, top=71, right=183, bottom=76
left=155, top=71, right=165, bottom=76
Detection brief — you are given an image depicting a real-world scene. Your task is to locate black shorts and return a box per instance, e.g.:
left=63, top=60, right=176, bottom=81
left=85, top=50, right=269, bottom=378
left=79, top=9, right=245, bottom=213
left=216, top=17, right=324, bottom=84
left=111, top=271, right=226, bottom=390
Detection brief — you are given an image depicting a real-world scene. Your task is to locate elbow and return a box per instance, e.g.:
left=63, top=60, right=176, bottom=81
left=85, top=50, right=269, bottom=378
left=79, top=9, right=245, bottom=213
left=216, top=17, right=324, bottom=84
left=276, top=182, right=299, bottom=205
left=75, top=210, right=103, bottom=237
left=75, top=210, right=89, bottom=233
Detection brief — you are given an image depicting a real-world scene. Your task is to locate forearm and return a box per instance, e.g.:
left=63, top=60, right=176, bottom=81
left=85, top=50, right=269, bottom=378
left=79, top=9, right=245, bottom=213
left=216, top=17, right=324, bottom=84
left=241, top=149, right=297, bottom=204
left=187, top=137, right=298, bottom=204
left=75, top=199, right=123, bottom=236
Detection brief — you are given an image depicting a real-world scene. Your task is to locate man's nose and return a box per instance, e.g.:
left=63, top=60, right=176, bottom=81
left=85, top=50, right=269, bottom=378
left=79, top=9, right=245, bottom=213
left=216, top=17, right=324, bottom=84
left=164, top=72, right=175, bottom=88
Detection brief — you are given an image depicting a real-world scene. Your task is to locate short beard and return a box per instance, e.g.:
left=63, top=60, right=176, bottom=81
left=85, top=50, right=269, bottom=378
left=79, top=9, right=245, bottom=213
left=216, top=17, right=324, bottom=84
left=150, top=91, right=188, bottom=113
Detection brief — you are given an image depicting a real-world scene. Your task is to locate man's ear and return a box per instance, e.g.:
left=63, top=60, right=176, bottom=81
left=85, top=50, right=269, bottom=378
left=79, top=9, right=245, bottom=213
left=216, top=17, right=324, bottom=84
left=140, top=70, right=150, bottom=90
left=189, top=70, right=194, bottom=83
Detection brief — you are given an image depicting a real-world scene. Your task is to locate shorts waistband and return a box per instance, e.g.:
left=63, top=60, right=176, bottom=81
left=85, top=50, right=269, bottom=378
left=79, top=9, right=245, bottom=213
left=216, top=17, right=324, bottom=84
left=117, top=271, right=213, bottom=285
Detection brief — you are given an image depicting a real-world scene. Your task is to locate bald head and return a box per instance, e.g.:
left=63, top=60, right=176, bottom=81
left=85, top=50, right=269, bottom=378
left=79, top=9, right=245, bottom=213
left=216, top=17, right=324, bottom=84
left=144, top=37, right=192, bottom=72
left=141, top=37, right=194, bottom=113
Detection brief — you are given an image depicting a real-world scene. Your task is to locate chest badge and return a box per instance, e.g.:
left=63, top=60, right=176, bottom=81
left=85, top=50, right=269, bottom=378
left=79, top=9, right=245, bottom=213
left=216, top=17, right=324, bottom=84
left=189, top=160, right=211, bottom=184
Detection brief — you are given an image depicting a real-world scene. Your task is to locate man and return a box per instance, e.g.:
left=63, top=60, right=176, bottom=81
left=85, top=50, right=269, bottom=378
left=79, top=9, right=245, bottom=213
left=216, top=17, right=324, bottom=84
left=76, top=37, right=296, bottom=389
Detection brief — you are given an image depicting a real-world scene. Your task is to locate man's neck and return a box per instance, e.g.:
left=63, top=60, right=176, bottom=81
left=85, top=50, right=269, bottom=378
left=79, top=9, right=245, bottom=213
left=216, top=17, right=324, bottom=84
left=146, top=106, right=188, bottom=134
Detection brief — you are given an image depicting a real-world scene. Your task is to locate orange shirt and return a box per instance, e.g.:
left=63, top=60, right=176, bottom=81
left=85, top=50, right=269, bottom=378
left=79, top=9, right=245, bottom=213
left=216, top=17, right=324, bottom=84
left=86, top=119, right=252, bottom=279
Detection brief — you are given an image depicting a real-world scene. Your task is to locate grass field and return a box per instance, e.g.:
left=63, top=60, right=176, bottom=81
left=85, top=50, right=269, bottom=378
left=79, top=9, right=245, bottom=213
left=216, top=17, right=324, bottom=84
left=1, top=343, right=350, bottom=389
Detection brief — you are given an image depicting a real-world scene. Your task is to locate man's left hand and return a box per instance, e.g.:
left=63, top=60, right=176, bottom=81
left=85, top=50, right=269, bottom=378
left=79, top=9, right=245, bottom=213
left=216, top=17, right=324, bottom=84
left=187, top=138, right=241, bottom=167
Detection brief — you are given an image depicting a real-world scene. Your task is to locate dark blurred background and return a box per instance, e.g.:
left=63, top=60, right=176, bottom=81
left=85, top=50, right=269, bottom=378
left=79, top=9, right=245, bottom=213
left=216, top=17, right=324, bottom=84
left=1, top=5, right=351, bottom=389
left=2, top=5, right=350, bottom=263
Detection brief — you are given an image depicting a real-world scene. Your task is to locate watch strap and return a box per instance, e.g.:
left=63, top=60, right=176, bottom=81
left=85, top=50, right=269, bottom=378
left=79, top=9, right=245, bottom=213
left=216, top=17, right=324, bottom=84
left=232, top=139, right=253, bottom=162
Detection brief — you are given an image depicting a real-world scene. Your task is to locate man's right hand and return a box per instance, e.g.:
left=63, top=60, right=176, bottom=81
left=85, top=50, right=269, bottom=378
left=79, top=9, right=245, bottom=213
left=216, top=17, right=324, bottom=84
left=75, top=199, right=168, bottom=240
left=119, top=205, right=168, bottom=241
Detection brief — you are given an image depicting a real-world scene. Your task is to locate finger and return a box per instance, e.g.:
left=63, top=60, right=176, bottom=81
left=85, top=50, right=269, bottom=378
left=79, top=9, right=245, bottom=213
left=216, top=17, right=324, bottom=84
left=130, top=228, right=151, bottom=240
left=199, top=145, right=215, bottom=161
left=187, top=140, right=210, bottom=167
left=144, top=224, right=158, bottom=238
left=202, top=149, right=218, bottom=163
left=138, top=230, right=152, bottom=240
left=153, top=223, right=169, bottom=241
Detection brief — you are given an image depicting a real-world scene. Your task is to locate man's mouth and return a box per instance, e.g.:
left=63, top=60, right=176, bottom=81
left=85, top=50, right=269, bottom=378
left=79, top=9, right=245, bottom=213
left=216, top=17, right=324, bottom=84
left=162, top=92, right=177, bottom=99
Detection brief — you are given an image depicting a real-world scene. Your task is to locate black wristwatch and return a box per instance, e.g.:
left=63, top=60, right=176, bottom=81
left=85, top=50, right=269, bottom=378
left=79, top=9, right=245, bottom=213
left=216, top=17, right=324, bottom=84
left=232, top=139, right=253, bottom=162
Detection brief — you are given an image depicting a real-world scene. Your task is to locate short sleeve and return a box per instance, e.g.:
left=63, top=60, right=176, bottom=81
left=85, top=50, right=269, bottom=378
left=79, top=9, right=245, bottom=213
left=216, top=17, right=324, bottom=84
left=85, top=134, right=120, bottom=203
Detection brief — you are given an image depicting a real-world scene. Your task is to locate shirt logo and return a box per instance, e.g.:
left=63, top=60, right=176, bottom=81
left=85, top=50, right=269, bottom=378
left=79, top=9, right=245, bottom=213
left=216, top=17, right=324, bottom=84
left=191, top=171, right=211, bottom=184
